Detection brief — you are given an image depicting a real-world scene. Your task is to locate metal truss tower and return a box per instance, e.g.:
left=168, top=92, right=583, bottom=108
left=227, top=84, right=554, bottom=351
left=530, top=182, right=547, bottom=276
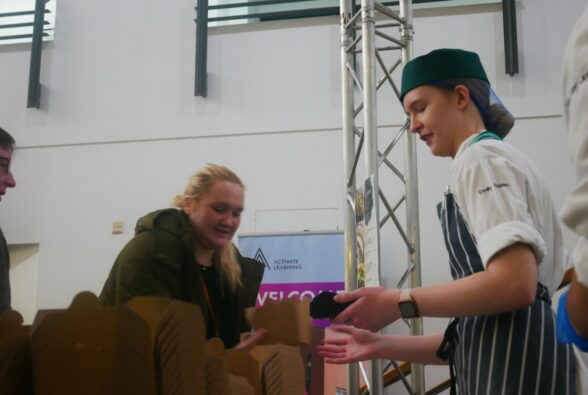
left=340, top=0, right=424, bottom=394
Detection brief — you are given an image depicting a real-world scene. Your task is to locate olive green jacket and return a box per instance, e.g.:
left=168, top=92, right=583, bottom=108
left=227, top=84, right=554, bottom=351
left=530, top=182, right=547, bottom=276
left=99, top=208, right=264, bottom=348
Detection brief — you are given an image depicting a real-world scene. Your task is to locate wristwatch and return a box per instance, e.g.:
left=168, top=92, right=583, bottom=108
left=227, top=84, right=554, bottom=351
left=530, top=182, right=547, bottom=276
left=398, top=288, right=419, bottom=319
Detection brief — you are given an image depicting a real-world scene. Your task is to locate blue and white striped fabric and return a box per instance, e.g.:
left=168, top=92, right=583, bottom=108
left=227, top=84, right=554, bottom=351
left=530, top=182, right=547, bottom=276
left=437, top=191, right=576, bottom=395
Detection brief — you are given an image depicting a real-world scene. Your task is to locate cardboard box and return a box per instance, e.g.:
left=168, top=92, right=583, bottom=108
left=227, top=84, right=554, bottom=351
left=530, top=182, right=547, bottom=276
left=248, top=298, right=312, bottom=346
left=226, top=348, right=261, bottom=395
left=30, top=292, right=156, bottom=395
left=153, top=299, right=206, bottom=395
left=0, top=310, right=33, bottom=395
left=250, top=344, right=306, bottom=395
left=3, top=291, right=311, bottom=394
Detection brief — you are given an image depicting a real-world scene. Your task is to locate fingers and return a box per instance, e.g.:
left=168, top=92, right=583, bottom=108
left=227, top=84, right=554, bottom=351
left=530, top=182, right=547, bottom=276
left=332, top=304, right=357, bottom=325
left=235, top=328, right=267, bottom=352
left=316, top=325, right=367, bottom=365
left=324, top=356, right=352, bottom=364
left=328, top=324, right=357, bottom=335
left=317, top=351, right=347, bottom=363
left=333, top=289, right=360, bottom=303
left=316, top=345, right=344, bottom=354
left=322, top=338, right=348, bottom=347
left=332, top=289, right=368, bottom=324
left=316, top=344, right=351, bottom=364
left=323, top=356, right=349, bottom=364
left=317, top=345, right=362, bottom=365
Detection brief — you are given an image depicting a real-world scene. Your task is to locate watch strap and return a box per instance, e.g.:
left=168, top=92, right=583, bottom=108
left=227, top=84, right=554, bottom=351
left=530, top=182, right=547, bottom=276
left=399, top=288, right=412, bottom=302
left=398, top=288, right=419, bottom=318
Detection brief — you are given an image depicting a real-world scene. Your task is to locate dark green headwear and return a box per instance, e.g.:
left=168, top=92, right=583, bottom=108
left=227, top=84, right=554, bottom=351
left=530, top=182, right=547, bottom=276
left=400, top=48, right=488, bottom=101
left=400, top=48, right=514, bottom=137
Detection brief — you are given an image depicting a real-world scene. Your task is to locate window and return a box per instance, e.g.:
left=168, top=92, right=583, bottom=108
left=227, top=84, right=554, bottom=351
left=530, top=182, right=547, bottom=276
left=0, top=0, right=55, bottom=46
left=207, top=0, right=500, bottom=27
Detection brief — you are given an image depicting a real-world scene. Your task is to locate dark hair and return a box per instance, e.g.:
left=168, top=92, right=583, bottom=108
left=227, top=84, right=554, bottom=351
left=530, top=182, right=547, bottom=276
left=0, top=127, right=15, bottom=150
left=432, top=78, right=515, bottom=138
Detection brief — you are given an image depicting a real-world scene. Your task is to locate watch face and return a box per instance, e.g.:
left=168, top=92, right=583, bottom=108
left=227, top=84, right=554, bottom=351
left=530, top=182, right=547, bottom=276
left=399, top=301, right=418, bottom=318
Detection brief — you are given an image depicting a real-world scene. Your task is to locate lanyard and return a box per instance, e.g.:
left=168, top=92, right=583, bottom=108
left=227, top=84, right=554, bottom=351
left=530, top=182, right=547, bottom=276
left=199, top=269, right=219, bottom=337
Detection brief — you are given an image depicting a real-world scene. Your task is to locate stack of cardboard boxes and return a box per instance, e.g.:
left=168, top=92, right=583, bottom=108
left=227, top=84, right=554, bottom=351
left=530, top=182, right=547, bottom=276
left=0, top=310, right=32, bottom=394
left=251, top=344, right=306, bottom=395
left=0, top=292, right=311, bottom=395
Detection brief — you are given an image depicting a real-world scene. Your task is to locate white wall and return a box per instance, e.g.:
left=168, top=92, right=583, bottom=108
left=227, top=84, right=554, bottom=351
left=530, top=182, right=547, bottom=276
left=8, top=244, right=39, bottom=325
left=0, top=0, right=585, bottom=391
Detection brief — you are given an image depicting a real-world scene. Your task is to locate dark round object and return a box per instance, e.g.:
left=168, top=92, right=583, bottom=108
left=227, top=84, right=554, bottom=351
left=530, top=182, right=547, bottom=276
left=310, top=291, right=353, bottom=319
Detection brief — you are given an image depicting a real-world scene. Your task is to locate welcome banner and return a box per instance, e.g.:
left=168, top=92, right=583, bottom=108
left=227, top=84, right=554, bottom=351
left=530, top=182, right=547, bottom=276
left=238, top=231, right=345, bottom=327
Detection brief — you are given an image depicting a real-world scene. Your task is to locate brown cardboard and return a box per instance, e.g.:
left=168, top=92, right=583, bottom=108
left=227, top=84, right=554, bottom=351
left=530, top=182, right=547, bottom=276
left=20, top=291, right=310, bottom=394
left=205, top=354, right=231, bottom=395
left=0, top=310, right=33, bottom=395
left=127, top=296, right=173, bottom=348
left=204, top=336, right=226, bottom=357
left=0, top=310, right=25, bottom=339
left=154, top=299, right=206, bottom=395
left=248, top=298, right=312, bottom=346
left=68, top=290, right=101, bottom=309
left=229, top=374, right=255, bottom=395
left=226, top=348, right=261, bottom=395
left=30, top=292, right=156, bottom=395
left=250, top=344, right=306, bottom=395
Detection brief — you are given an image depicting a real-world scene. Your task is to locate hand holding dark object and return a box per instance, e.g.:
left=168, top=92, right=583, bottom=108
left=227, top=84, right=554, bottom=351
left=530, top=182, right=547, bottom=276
left=310, top=291, right=353, bottom=319
left=331, top=287, right=401, bottom=331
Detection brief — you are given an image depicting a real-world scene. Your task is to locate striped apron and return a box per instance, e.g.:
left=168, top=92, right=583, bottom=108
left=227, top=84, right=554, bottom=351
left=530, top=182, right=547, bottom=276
left=436, top=190, right=576, bottom=395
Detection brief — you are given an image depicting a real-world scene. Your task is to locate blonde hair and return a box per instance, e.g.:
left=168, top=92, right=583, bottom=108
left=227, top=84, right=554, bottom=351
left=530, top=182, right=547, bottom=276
left=173, top=163, right=244, bottom=290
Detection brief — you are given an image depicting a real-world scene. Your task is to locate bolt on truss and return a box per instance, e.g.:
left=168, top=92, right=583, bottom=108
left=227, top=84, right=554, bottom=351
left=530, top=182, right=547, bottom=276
left=340, top=0, right=424, bottom=394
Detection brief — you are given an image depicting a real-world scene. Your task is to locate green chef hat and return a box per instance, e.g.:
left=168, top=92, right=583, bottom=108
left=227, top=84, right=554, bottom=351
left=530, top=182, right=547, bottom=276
left=400, top=48, right=489, bottom=101
left=400, top=48, right=515, bottom=137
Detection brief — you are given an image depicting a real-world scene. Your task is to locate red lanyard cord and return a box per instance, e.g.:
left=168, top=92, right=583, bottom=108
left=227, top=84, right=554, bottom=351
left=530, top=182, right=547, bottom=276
left=199, top=271, right=219, bottom=337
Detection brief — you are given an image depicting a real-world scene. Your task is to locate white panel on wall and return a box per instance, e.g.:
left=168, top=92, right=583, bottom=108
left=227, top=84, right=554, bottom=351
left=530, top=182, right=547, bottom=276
left=9, top=244, right=39, bottom=325
left=253, top=208, right=340, bottom=233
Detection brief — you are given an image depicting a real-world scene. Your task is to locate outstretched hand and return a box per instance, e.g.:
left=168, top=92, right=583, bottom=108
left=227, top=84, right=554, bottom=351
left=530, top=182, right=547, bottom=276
left=331, top=287, right=401, bottom=331
left=235, top=328, right=268, bottom=352
left=316, top=325, right=387, bottom=364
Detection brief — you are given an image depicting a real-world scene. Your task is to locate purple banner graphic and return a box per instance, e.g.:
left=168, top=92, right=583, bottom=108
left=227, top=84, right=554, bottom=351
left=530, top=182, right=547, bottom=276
left=257, top=281, right=345, bottom=328
left=239, top=232, right=345, bottom=328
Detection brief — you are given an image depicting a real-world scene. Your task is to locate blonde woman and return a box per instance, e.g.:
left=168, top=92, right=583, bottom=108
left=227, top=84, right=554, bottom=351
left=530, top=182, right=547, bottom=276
left=100, top=164, right=265, bottom=349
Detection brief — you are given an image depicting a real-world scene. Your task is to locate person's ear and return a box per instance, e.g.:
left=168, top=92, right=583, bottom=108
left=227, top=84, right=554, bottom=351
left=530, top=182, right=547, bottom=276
left=183, top=196, right=194, bottom=213
left=454, top=85, right=471, bottom=110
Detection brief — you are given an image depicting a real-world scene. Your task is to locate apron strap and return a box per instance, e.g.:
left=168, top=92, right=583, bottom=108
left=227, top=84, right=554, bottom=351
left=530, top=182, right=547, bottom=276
left=436, top=318, right=459, bottom=395
left=536, top=282, right=551, bottom=305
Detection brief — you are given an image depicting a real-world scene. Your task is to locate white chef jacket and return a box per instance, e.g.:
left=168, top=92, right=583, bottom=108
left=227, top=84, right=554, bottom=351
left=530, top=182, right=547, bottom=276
left=450, top=133, right=565, bottom=295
